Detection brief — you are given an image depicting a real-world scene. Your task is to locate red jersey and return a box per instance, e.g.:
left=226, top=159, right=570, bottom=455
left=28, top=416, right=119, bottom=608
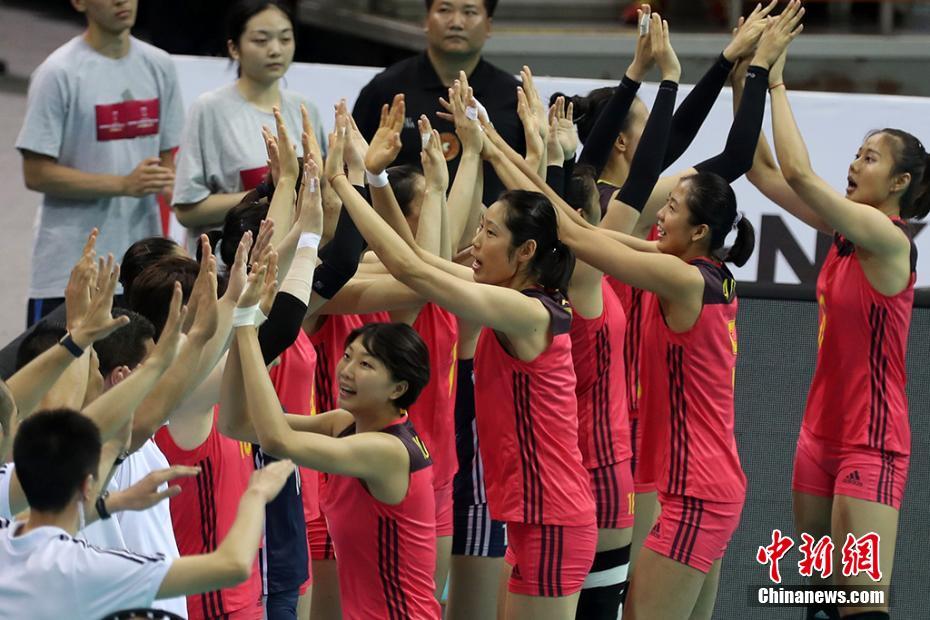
left=155, top=416, right=261, bottom=619
left=803, top=220, right=917, bottom=454
left=410, top=303, right=459, bottom=487
left=321, top=416, right=440, bottom=620
left=473, top=289, right=595, bottom=525
left=269, top=330, right=320, bottom=523
left=358, top=311, right=391, bottom=324
left=638, top=259, right=746, bottom=502
left=569, top=278, right=632, bottom=468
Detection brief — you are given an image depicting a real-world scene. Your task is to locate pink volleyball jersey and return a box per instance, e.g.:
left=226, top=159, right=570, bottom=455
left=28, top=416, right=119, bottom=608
left=410, top=303, right=459, bottom=487
left=269, top=330, right=320, bottom=523
left=473, top=289, right=595, bottom=525
left=321, top=416, right=441, bottom=620
left=569, top=277, right=632, bottom=469
left=803, top=219, right=917, bottom=455
left=638, top=259, right=746, bottom=502
left=155, top=414, right=261, bottom=619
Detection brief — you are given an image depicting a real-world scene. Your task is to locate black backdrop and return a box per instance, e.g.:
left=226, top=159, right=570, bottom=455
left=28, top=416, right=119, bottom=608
left=712, top=295, right=929, bottom=618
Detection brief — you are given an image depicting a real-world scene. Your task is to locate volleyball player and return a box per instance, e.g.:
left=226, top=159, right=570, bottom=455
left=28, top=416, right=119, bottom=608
left=325, top=110, right=596, bottom=620
left=745, top=9, right=927, bottom=618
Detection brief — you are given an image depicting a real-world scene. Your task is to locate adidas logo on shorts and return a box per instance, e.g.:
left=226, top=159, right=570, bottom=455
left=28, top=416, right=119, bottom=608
left=842, top=470, right=863, bottom=487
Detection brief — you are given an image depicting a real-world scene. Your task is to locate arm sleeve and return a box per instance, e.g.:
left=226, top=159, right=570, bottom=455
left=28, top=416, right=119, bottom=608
left=617, top=81, right=678, bottom=212
left=693, top=65, right=769, bottom=183
left=546, top=165, right=566, bottom=199
left=577, top=75, right=641, bottom=177
left=258, top=292, right=308, bottom=365
left=311, top=184, right=370, bottom=300
left=15, top=63, right=67, bottom=159
left=662, top=54, right=734, bottom=168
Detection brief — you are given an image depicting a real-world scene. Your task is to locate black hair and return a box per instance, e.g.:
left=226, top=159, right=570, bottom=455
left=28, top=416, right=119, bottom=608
left=226, top=0, right=295, bottom=51
left=119, top=237, right=183, bottom=299
left=387, top=164, right=425, bottom=218
left=424, top=0, right=498, bottom=18
left=550, top=88, right=638, bottom=145
left=682, top=172, right=755, bottom=267
left=344, top=323, right=430, bottom=411
left=203, top=195, right=269, bottom=267
left=564, top=164, right=600, bottom=225
left=868, top=128, right=930, bottom=220
left=499, top=190, right=576, bottom=293
left=93, top=309, right=156, bottom=374
left=128, top=256, right=227, bottom=340
left=13, top=408, right=101, bottom=512
left=15, top=323, right=67, bottom=372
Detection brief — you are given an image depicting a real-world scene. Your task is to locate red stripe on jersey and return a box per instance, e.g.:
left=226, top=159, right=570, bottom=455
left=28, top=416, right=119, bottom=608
left=667, top=344, right=689, bottom=496
left=378, top=517, right=409, bottom=620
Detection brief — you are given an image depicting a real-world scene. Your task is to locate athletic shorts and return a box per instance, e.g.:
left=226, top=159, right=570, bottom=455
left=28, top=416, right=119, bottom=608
left=631, top=415, right=657, bottom=494
left=505, top=521, right=597, bottom=597
left=307, top=512, right=336, bottom=561
left=589, top=459, right=635, bottom=530
left=792, top=430, right=909, bottom=510
left=452, top=503, right=507, bottom=558
left=644, top=492, right=744, bottom=573
left=435, top=478, right=454, bottom=538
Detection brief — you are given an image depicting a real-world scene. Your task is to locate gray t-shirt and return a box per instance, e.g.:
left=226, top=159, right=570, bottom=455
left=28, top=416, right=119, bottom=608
left=173, top=83, right=326, bottom=206
left=16, top=36, right=184, bottom=299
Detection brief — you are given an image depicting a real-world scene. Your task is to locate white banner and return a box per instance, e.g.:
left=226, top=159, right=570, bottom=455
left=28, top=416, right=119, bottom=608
left=172, top=55, right=929, bottom=289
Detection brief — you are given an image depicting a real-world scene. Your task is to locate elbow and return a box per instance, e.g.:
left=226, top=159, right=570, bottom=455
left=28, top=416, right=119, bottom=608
left=173, top=205, right=201, bottom=229
left=258, top=432, right=289, bottom=460
left=23, top=169, right=44, bottom=193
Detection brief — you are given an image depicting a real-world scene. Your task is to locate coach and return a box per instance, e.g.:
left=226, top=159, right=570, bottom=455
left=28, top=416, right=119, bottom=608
left=352, top=0, right=524, bottom=207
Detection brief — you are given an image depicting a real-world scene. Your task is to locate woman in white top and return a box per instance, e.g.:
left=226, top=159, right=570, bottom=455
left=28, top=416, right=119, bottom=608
left=173, top=0, right=326, bottom=232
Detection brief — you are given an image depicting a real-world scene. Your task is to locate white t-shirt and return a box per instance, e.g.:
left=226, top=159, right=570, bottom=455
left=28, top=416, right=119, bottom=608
left=77, top=476, right=126, bottom=550
left=0, top=463, right=13, bottom=520
left=173, top=82, right=326, bottom=205
left=0, top=519, right=171, bottom=619
left=16, top=35, right=184, bottom=298
left=113, top=439, right=187, bottom=618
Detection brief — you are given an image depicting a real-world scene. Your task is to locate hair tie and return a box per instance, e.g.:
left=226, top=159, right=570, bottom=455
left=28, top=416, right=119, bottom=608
left=732, top=211, right=744, bottom=230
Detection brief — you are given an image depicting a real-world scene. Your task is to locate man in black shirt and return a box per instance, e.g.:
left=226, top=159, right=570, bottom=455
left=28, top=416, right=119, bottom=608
left=352, top=0, right=523, bottom=209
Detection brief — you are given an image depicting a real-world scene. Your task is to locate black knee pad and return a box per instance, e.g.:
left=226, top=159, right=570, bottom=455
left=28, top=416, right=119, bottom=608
left=575, top=545, right=631, bottom=620
left=806, top=603, right=840, bottom=620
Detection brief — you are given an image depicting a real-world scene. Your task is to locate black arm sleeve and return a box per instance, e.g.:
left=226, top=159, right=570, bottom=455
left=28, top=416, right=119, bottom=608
left=546, top=165, right=566, bottom=199
left=577, top=75, right=641, bottom=177
left=617, top=81, right=679, bottom=213
left=257, top=292, right=307, bottom=365
left=663, top=54, right=734, bottom=168
left=694, top=65, right=769, bottom=183
left=310, top=184, right=370, bottom=300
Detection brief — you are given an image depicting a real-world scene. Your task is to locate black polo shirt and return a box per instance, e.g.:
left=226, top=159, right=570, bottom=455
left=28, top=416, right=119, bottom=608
left=352, top=52, right=524, bottom=206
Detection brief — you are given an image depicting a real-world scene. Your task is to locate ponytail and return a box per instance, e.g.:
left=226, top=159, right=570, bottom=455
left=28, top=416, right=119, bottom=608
left=537, top=239, right=576, bottom=294
left=683, top=171, right=756, bottom=266
left=723, top=216, right=756, bottom=268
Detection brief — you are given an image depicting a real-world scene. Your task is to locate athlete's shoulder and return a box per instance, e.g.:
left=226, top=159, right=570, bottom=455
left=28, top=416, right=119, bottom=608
left=691, top=258, right=736, bottom=305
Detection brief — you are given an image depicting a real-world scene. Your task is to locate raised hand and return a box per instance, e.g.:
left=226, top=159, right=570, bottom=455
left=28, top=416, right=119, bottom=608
left=626, top=5, right=655, bottom=82
left=258, top=249, right=279, bottom=317
left=296, top=158, right=324, bottom=235
left=247, top=459, right=296, bottom=503
left=325, top=113, right=349, bottom=183
left=546, top=111, right=564, bottom=166
left=337, top=99, right=366, bottom=174
left=122, top=157, right=174, bottom=197
left=147, top=282, right=187, bottom=371
left=723, top=1, right=778, bottom=62
left=238, top=248, right=273, bottom=310
left=364, top=94, right=405, bottom=175
left=273, top=106, right=300, bottom=182
left=109, top=465, right=201, bottom=512
left=517, top=85, right=545, bottom=164
left=519, top=66, right=549, bottom=143
left=419, top=116, right=449, bottom=194
left=300, top=103, right=324, bottom=167
left=187, top=237, right=219, bottom=345
left=449, top=79, right=483, bottom=156
left=222, top=230, right=253, bottom=304
left=65, top=229, right=99, bottom=331
left=70, top=255, right=130, bottom=349
left=250, top=218, right=275, bottom=268
left=753, top=0, right=804, bottom=70
left=650, top=13, right=681, bottom=82
left=262, top=126, right=281, bottom=188
left=551, top=96, right=578, bottom=160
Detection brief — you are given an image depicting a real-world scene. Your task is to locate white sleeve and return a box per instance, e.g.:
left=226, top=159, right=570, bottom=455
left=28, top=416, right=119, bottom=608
left=158, top=57, right=185, bottom=152
left=15, top=62, right=68, bottom=159
left=76, top=543, right=173, bottom=618
left=171, top=99, right=212, bottom=206
left=0, top=463, right=13, bottom=520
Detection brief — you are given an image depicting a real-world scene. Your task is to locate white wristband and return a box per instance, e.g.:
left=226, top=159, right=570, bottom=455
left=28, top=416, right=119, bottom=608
left=298, top=232, right=322, bottom=251
left=232, top=304, right=260, bottom=327
left=421, top=132, right=431, bottom=148
left=365, top=169, right=390, bottom=188
left=255, top=307, right=269, bottom=327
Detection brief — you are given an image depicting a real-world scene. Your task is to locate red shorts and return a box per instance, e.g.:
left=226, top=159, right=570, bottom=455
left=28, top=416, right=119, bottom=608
left=435, top=477, right=454, bottom=538
left=307, top=512, right=336, bottom=561
left=505, top=521, right=597, bottom=597
left=589, top=459, right=635, bottom=529
left=644, top=492, right=744, bottom=573
left=792, top=430, right=909, bottom=510
left=631, top=415, right=657, bottom=494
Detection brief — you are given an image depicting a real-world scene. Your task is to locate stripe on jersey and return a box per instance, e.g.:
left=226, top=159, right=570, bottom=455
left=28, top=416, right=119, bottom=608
left=630, top=418, right=639, bottom=476
left=867, top=304, right=890, bottom=451
left=537, top=525, right=565, bottom=597
left=670, top=497, right=704, bottom=565
left=625, top=290, right=644, bottom=412
left=877, top=452, right=896, bottom=505
left=314, top=344, right=335, bottom=412
left=667, top=345, right=689, bottom=496
left=513, top=372, right=544, bottom=524
left=378, top=517, right=409, bottom=620
left=195, top=459, right=224, bottom=618
left=593, top=324, right=620, bottom=513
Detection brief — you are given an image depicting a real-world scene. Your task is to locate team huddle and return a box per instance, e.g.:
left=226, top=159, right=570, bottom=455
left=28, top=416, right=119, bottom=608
left=0, top=1, right=925, bottom=619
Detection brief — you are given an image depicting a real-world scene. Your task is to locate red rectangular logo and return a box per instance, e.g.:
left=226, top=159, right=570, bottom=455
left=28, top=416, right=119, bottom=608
left=95, top=98, right=160, bottom=141
left=239, top=165, right=269, bottom=191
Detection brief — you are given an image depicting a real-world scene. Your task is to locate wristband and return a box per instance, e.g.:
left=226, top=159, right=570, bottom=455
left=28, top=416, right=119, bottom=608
left=365, top=169, right=389, bottom=188
left=58, top=333, right=85, bottom=358
left=232, top=304, right=260, bottom=327
left=95, top=491, right=112, bottom=520
left=256, top=307, right=269, bottom=327
left=768, top=82, right=786, bottom=91
left=298, top=232, right=322, bottom=251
